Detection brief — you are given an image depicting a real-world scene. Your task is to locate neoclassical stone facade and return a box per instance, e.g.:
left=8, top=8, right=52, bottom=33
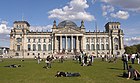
left=9, top=20, right=124, bottom=58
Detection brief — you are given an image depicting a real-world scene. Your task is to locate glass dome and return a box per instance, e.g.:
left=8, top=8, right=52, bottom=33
left=57, top=20, right=77, bottom=28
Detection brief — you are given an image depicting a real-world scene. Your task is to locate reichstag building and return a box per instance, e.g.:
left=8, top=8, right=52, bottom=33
left=9, top=20, right=124, bottom=58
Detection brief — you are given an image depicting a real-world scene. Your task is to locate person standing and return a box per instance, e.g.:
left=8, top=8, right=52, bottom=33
left=131, top=53, right=136, bottom=64
left=37, top=55, right=41, bottom=64
left=122, top=53, right=128, bottom=70
left=136, top=52, right=140, bottom=64
left=45, top=56, right=51, bottom=69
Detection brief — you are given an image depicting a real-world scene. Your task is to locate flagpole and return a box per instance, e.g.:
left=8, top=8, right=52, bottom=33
left=95, top=21, right=98, bottom=57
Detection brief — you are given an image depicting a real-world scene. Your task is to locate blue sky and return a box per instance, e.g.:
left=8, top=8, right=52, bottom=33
left=0, top=0, right=140, bottom=47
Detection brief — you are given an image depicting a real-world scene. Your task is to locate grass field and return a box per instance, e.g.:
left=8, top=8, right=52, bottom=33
left=0, top=58, right=140, bottom=83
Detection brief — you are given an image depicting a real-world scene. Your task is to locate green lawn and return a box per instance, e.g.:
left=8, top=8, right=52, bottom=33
left=0, top=58, right=140, bottom=83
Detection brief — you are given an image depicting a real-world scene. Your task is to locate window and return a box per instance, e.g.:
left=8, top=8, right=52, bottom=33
left=86, top=38, right=89, bottom=43
left=28, top=44, right=31, bottom=51
left=96, top=38, right=100, bottom=42
left=115, top=45, right=118, bottom=50
left=33, top=53, right=35, bottom=55
left=33, top=39, right=35, bottom=42
left=96, top=44, right=100, bottom=50
left=33, top=44, right=36, bottom=51
left=43, top=44, right=46, bottom=51
left=91, top=44, right=95, bottom=51
left=91, top=38, right=94, bottom=43
left=17, top=45, right=20, bottom=51
left=22, top=25, right=24, bottom=28
left=27, top=53, right=29, bottom=56
left=38, top=44, right=41, bottom=51
left=106, top=38, right=109, bottom=42
left=101, top=44, right=104, bottom=50
left=86, top=44, right=90, bottom=51
left=28, top=38, right=30, bottom=42
left=49, top=38, right=51, bottom=43
left=106, top=44, right=109, bottom=50
left=114, top=38, right=118, bottom=43
left=101, top=38, right=104, bottom=43
left=48, top=44, right=52, bottom=51
left=17, top=38, right=22, bottom=43
left=44, top=39, right=46, bottom=43
left=17, top=25, right=18, bottom=28
left=38, top=38, right=41, bottom=43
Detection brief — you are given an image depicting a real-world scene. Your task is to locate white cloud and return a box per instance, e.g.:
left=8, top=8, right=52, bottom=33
left=101, top=0, right=140, bottom=12
left=101, top=5, right=114, bottom=16
left=30, top=25, right=53, bottom=32
left=124, top=37, right=140, bottom=46
left=48, top=0, right=95, bottom=21
left=0, top=21, right=11, bottom=34
left=110, top=11, right=129, bottom=20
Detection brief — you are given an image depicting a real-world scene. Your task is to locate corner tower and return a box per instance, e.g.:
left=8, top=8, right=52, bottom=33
left=105, top=22, right=124, bottom=55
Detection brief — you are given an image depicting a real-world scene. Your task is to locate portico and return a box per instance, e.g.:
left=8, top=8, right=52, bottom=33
left=54, top=34, right=83, bottom=53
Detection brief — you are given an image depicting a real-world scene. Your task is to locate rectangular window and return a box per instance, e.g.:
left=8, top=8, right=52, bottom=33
left=86, top=38, right=89, bottom=43
left=17, top=45, right=20, bottom=51
left=106, top=38, right=109, bottom=42
left=101, top=38, right=104, bottom=43
left=38, top=39, right=41, bottom=43
left=96, top=38, right=100, bottom=43
left=91, top=37, right=94, bottom=43
left=33, top=39, right=35, bottom=42
left=44, top=39, right=46, bottom=43
left=28, top=38, right=30, bottom=43
left=49, top=38, right=51, bottom=43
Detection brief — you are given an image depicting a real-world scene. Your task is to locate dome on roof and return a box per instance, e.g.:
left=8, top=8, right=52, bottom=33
left=58, top=20, right=77, bottom=28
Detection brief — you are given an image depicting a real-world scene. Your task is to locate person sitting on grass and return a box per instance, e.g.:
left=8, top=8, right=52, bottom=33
left=123, top=65, right=140, bottom=80
left=55, top=71, right=80, bottom=77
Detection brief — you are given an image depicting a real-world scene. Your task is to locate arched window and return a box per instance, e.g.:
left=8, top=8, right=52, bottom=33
left=28, top=44, right=31, bottom=51
left=96, top=44, right=100, bottom=50
left=114, top=38, right=119, bottom=44
left=17, top=38, right=22, bottom=43
left=33, top=44, right=36, bottom=51
left=101, top=44, right=104, bottom=50
left=38, top=44, right=41, bottom=51
left=91, top=44, right=95, bottom=51
left=48, top=44, right=52, bottom=51
left=115, top=45, right=118, bottom=50
left=106, top=44, right=109, bottom=50
left=43, top=44, right=46, bottom=51
left=86, top=44, right=90, bottom=51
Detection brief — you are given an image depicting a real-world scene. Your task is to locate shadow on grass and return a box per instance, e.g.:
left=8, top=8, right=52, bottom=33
left=108, top=67, right=122, bottom=70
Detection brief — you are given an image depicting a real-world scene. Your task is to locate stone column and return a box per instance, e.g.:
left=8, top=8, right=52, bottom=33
left=60, top=36, right=62, bottom=52
left=109, top=37, right=112, bottom=55
left=55, top=36, right=57, bottom=53
left=76, top=36, right=79, bottom=52
left=71, top=36, right=73, bottom=52
left=66, top=36, right=68, bottom=52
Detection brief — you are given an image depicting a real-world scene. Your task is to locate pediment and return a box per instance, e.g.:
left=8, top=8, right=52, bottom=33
left=55, top=27, right=83, bottom=34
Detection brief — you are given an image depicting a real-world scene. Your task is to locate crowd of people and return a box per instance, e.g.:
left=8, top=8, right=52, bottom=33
left=74, top=52, right=94, bottom=66
left=121, top=52, right=140, bottom=80
left=2, top=51, right=140, bottom=81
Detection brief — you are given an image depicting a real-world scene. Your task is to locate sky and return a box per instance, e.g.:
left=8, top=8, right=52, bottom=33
left=0, top=0, right=140, bottom=47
